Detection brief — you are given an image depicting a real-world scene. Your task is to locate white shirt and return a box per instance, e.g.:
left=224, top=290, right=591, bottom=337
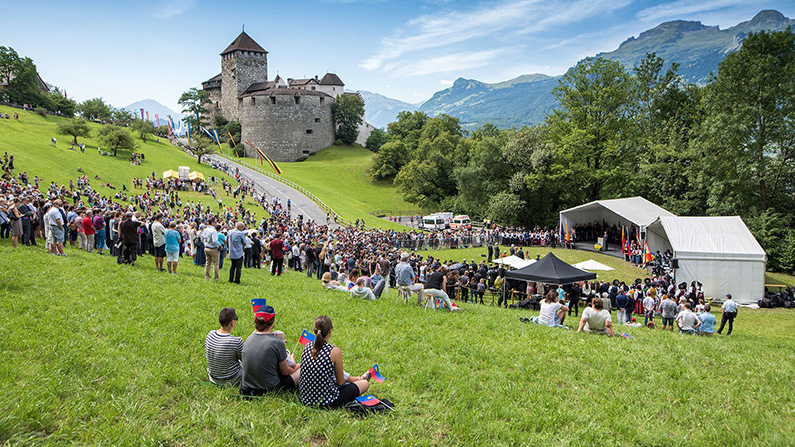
left=538, top=301, right=562, bottom=327
left=643, top=297, right=655, bottom=312
left=582, top=307, right=611, bottom=334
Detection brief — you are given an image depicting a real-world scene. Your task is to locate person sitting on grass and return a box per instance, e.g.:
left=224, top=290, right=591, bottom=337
left=675, top=302, right=701, bottom=335
left=321, top=272, right=345, bottom=291
left=240, top=305, right=300, bottom=396
left=205, top=307, right=243, bottom=386
left=298, top=316, right=372, bottom=409
left=697, top=304, right=716, bottom=337
left=576, top=297, right=614, bottom=337
left=530, top=291, right=569, bottom=328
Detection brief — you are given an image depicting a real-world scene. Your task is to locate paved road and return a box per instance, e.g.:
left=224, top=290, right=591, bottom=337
left=207, top=155, right=333, bottom=226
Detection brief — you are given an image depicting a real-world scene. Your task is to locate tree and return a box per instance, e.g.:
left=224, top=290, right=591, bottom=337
left=368, top=140, right=409, bottom=180
left=387, top=111, right=428, bottom=150
left=547, top=57, right=635, bottom=203
left=111, top=107, right=135, bottom=126
left=97, top=125, right=135, bottom=157
left=78, top=98, right=112, bottom=122
left=132, top=119, right=155, bottom=142
left=331, top=93, right=365, bottom=144
left=698, top=28, right=795, bottom=214
left=0, top=47, right=39, bottom=105
left=453, top=129, right=510, bottom=219
left=365, top=128, right=389, bottom=152
left=179, top=88, right=210, bottom=133
left=189, top=135, right=217, bottom=165
left=56, top=119, right=91, bottom=144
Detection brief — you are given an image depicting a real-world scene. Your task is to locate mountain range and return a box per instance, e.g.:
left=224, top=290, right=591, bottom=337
left=362, top=9, right=794, bottom=129
left=124, top=99, right=182, bottom=127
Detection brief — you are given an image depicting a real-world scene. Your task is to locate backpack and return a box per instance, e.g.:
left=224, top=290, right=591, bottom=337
left=344, top=398, right=395, bottom=415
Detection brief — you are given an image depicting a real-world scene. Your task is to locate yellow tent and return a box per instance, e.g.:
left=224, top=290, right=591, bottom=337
left=188, top=171, right=205, bottom=181
left=162, top=169, right=178, bottom=179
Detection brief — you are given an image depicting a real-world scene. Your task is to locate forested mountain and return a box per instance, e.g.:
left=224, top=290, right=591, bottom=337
left=364, top=10, right=793, bottom=129
left=358, top=91, right=418, bottom=129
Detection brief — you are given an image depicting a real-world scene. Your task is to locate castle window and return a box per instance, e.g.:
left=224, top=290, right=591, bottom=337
left=270, top=96, right=276, bottom=105
left=306, top=129, right=313, bottom=134
left=319, top=97, right=325, bottom=105
left=303, top=150, right=310, bottom=154
left=252, top=97, right=256, bottom=105
left=311, top=86, right=316, bottom=91
left=314, top=118, right=320, bottom=123
left=294, top=96, right=300, bottom=105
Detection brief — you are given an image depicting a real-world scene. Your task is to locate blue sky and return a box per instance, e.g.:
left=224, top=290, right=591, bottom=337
left=3, top=0, right=793, bottom=113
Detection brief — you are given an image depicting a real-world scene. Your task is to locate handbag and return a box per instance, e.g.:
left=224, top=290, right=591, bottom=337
left=344, top=398, right=395, bottom=415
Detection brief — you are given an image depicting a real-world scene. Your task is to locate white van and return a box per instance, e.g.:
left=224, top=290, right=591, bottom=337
left=421, top=215, right=446, bottom=231
left=451, top=215, right=471, bottom=229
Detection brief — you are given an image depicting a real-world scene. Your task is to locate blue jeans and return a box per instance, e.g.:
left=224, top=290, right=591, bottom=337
left=95, top=229, right=106, bottom=249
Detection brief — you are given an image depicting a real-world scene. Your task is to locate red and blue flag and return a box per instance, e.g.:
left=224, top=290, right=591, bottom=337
left=368, top=364, right=385, bottom=383
left=298, top=330, right=316, bottom=346
left=356, top=395, right=381, bottom=407
left=621, top=333, right=632, bottom=338
left=251, top=298, right=267, bottom=313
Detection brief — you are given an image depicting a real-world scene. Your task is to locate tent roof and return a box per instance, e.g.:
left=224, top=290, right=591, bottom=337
left=560, top=196, right=675, bottom=227
left=493, top=255, right=535, bottom=269
left=650, top=216, right=766, bottom=261
left=505, top=253, right=596, bottom=284
left=572, top=259, right=615, bottom=271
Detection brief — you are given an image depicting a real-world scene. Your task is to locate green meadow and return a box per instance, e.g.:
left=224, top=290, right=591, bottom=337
left=1, top=244, right=794, bottom=446
left=1, top=108, right=795, bottom=446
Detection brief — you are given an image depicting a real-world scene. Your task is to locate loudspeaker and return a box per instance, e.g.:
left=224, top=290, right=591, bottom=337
left=671, top=259, right=679, bottom=269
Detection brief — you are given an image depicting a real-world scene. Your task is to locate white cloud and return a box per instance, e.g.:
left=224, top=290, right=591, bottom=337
left=389, top=49, right=507, bottom=76
left=360, top=0, right=633, bottom=72
left=439, top=79, right=454, bottom=86
left=155, top=0, right=195, bottom=19
left=636, top=0, right=763, bottom=23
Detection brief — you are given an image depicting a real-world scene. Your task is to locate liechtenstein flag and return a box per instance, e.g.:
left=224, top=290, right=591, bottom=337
left=251, top=299, right=267, bottom=313
left=368, top=364, right=385, bottom=383
left=298, top=330, right=316, bottom=346
left=356, top=395, right=381, bottom=407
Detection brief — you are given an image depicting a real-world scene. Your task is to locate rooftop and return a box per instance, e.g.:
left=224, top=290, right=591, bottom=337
left=221, top=31, right=268, bottom=55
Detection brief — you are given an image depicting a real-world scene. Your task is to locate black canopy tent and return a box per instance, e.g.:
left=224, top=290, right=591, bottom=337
left=505, top=253, right=596, bottom=285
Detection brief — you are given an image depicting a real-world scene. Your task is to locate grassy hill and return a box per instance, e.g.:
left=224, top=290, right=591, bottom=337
left=1, top=243, right=794, bottom=446
left=0, top=107, right=252, bottom=215
left=2, top=105, right=795, bottom=446
left=229, top=144, right=416, bottom=229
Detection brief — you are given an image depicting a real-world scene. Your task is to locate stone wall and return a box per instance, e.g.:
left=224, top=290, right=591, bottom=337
left=240, top=94, right=335, bottom=162
left=221, top=51, right=267, bottom=121
left=205, top=86, right=223, bottom=121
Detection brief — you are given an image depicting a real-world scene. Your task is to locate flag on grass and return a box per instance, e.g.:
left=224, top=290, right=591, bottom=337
left=368, top=364, right=385, bottom=383
left=356, top=395, right=381, bottom=406
left=251, top=298, right=267, bottom=313
left=621, top=333, right=631, bottom=338
left=298, top=330, right=316, bottom=346
left=644, top=241, right=653, bottom=263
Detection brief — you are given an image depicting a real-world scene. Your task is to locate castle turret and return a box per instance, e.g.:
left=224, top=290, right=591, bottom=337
left=220, top=31, right=268, bottom=121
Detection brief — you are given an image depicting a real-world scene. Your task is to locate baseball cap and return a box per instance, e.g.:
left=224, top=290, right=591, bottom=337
left=725, top=294, right=732, bottom=299
left=255, top=304, right=276, bottom=321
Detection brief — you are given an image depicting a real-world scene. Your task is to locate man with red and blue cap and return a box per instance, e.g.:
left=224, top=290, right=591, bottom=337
left=240, top=303, right=301, bottom=396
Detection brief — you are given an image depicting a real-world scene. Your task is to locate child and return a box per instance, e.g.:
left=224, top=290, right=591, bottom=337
left=272, top=330, right=296, bottom=367
left=646, top=321, right=658, bottom=330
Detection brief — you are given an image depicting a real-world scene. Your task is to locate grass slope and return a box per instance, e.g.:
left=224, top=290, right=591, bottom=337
left=0, top=108, right=255, bottom=215
left=230, top=145, right=414, bottom=230
left=1, top=244, right=794, bottom=446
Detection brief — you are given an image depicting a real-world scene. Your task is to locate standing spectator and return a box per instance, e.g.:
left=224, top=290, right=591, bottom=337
left=8, top=197, right=22, bottom=248
left=82, top=210, right=95, bottom=252
left=227, top=222, right=248, bottom=284
left=202, top=219, right=221, bottom=281
left=568, top=282, right=582, bottom=317
left=92, top=210, right=106, bottom=255
left=615, top=289, right=629, bottom=326
left=20, top=197, right=36, bottom=245
left=45, top=200, right=66, bottom=256
left=717, top=294, right=738, bottom=335
left=164, top=221, right=181, bottom=274
left=305, top=242, right=316, bottom=278
left=269, top=233, right=285, bottom=276
left=120, top=212, right=141, bottom=265
left=659, top=294, right=677, bottom=332
left=151, top=214, right=166, bottom=272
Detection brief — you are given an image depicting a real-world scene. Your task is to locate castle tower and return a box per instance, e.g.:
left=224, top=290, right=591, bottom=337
left=220, top=31, right=268, bottom=121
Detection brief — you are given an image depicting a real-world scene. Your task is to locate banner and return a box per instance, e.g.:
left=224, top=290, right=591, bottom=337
left=140, top=108, right=145, bottom=120
left=245, top=140, right=282, bottom=175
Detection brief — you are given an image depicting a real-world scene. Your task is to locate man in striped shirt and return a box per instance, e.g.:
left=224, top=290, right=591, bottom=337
left=205, top=307, right=243, bottom=386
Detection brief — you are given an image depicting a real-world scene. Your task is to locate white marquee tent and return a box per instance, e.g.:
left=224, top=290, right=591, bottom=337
left=560, top=197, right=676, bottom=231
left=572, top=259, right=615, bottom=271
left=493, top=255, right=536, bottom=269
left=646, top=216, right=766, bottom=304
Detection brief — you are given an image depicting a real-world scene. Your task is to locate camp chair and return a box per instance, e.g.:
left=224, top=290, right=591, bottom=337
left=395, top=286, right=412, bottom=304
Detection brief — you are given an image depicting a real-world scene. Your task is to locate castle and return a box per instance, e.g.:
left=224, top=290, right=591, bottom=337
left=201, top=31, right=369, bottom=162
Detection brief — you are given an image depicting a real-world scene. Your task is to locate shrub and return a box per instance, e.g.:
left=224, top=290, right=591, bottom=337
left=35, top=107, right=47, bottom=116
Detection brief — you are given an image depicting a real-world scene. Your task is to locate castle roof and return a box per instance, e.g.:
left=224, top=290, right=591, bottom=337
left=202, top=73, right=222, bottom=89
left=319, top=73, right=344, bottom=86
left=240, top=87, right=332, bottom=98
left=243, top=81, right=281, bottom=94
left=288, top=78, right=319, bottom=87
left=221, top=31, right=268, bottom=55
